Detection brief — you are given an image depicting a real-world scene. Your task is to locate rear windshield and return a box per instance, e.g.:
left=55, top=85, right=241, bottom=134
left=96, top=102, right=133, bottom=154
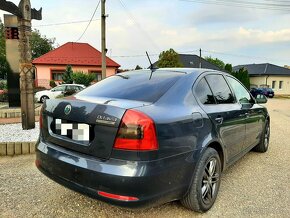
left=76, top=70, right=183, bottom=102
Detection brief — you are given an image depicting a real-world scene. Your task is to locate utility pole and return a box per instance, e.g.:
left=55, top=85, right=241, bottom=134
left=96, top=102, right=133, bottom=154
left=101, top=0, right=107, bottom=80
left=199, top=48, right=202, bottom=68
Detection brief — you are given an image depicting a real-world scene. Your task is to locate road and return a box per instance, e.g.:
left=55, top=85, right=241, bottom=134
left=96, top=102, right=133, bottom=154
left=0, top=99, right=289, bottom=217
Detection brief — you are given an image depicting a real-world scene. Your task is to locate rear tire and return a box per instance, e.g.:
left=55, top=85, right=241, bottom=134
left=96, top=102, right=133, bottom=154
left=253, top=120, right=270, bottom=153
left=181, top=148, right=221, bottom=213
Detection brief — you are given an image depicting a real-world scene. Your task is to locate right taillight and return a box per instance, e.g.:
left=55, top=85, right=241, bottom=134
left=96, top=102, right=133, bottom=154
left=113, top=109, right=158, bottom=151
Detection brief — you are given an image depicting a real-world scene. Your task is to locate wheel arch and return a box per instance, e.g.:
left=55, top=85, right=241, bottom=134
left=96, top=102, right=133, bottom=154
left=207, top=141, right=225, bottom=172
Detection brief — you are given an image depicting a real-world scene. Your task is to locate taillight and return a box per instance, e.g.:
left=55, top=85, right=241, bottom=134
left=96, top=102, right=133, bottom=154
left=114, top=109, right=158, bottom=151
left=39, top=106, right=43, bottom=129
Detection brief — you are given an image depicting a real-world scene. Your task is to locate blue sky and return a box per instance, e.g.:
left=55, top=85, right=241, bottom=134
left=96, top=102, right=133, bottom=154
left=1, top=0, right=290, bottom=69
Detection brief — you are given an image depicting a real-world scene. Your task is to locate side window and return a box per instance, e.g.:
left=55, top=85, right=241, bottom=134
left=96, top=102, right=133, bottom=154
left=226, top=76, right=252, bottom=104
left=205, top=75, right=234, bottom=104
left=195, top=78, right=216, bottom=104
left=52, top=86, right=65, bottom=92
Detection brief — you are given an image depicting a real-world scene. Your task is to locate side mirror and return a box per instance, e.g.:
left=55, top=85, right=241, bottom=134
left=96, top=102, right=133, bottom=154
left=256, top=94, right=268, bottom=104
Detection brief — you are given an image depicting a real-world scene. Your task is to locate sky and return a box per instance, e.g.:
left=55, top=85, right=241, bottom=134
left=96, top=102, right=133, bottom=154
left=1, top=0, right=290, bottom=69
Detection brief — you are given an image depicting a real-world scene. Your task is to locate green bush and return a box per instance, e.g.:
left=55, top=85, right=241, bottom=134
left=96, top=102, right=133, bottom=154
left=72, top=72, right=95, bottom=87
left=62, top=65, right=73, bottom=84
left=0, top=80, right=7, bottom=90
left=49, top=80, right=57, bottom=88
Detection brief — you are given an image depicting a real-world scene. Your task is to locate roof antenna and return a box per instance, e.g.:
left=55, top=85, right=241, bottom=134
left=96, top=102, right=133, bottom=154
left=146, top=51, right=156, bottom=80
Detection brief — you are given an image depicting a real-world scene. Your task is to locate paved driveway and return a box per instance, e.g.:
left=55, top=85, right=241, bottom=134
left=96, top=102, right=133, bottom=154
left=0, top=99, right=289, bottom=217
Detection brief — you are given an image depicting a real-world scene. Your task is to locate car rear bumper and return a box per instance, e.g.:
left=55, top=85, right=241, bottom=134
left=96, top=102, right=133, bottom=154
left=35, top=140, right=197, bottom=208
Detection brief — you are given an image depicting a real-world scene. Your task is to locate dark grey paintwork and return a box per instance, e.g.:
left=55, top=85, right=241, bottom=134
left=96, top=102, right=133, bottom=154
left=35, top=68, right=269, bottom=208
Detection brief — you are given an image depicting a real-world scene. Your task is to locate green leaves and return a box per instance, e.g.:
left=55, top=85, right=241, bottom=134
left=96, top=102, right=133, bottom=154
left=157, top=48, right=183, bottom=68
left=31, top=29, right=55, bottom=60
left=62, top=65, right=73, bottom=84
left=72, top=72, right=95, bottom=87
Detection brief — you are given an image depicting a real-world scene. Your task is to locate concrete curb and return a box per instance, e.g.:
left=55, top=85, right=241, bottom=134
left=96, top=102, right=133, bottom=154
left=0, top=141, right=36, bottom=156
left=0, top=108, right=41, bottom=119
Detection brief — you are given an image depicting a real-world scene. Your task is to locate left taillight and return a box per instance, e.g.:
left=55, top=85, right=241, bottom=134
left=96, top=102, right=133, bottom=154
left=39, top=106, right=43, bottom=129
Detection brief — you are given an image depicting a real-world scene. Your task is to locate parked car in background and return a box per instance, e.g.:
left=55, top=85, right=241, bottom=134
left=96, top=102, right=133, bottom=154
left=250, top=87, right=274, bottom=98
left=35, top=84, right=85, bottom=103
left=36, top=69, right=270, bottom=213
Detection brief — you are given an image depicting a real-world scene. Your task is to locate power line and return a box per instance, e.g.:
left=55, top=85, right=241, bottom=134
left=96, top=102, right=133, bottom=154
left=180, top=0, right=290, bottom=11
left=33, top=19, right=100, bottom=27
left=76, top=0, right=101, bottom=42
left=118, top=0, right=160, bottom=52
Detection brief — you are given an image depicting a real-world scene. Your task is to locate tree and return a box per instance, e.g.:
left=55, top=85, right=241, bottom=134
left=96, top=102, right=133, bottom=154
left=72, top=72, right=95, bottom=87
left=205, top=56, right=225, bottom=70
left=135, top=65, right=142, bottom=70
left=0, top=19, right=10, bottom=80
left=157, top=48, right=183, bottom=68
left=62, top=65, right=73, bottom=84
left=0, top=18, right=5, bottom=58
left=224, top=63, right=233, bottom=73
left=0, top=56, right=11, bottom=79
left=231, top=67, right=251, bottom=89
left=31, top=29, right=55, bottom=59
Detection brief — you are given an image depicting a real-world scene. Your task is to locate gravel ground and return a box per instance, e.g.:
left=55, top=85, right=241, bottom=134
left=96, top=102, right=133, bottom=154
left=0, top=99, right=289, bottom=217
left=0, top=123, right=39, bottom=142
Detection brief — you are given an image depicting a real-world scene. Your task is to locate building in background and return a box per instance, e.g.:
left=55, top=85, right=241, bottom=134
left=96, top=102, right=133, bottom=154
left=234, top=63, right=290, bottom=95
left=152, top=54, right=221, bottom=70
left=32, top=42, right=120, bottom=88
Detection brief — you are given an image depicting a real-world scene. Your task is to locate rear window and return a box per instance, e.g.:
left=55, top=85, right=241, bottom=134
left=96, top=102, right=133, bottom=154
left=77, top=70, right=183, bottom=102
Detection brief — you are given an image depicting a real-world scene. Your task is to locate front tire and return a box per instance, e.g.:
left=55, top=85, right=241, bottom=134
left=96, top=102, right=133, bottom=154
left=253, top=120, right=270, bottom=153
left=181, top=148, right=221, bottom=213
left=40, top=95, right=49, bottom=103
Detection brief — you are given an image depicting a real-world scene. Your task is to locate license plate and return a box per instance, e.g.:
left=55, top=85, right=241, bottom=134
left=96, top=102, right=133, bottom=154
left=269, top=94, right=273, bottom=96
left=55, top=119, right=90, bottom=142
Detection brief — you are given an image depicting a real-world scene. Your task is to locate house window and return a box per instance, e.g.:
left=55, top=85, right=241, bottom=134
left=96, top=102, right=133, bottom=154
left=279, top=81, right=283, bottom=89
left=90, top=71, right=102, bottom=82
left=51, top=70, right=64, bottom=81
left=272, top=81, right=276, bottom=89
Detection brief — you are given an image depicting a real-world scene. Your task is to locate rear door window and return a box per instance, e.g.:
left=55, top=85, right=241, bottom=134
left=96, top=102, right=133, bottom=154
left=77, top=71, right=183, bottom=102
left=195, top=78, right=216, bottom=104
left=205, top=74, right=235, bottom=104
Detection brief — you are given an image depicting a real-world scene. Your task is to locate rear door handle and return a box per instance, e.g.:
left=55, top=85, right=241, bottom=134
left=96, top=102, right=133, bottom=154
left=215, top=117, right=223, bottom=124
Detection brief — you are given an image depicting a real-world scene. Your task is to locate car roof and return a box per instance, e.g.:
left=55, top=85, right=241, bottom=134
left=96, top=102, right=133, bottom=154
left=132, top=68, right=223, bottom=76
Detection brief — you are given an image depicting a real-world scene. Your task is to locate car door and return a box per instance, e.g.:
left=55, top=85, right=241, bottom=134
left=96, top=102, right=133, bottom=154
left=195, top=74, right=246, bottom=162
left=50, top=85, right=65, bottom=99
left=225, top=76, right=264, bottom=150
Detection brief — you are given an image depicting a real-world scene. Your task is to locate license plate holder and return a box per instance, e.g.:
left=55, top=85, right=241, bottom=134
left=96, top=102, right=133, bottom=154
left=54, top=118, right=91, bottom=143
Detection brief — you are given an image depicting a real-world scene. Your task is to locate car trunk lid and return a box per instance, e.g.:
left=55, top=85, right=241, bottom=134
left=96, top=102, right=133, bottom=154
left=41, top=97, right=151, bottom=159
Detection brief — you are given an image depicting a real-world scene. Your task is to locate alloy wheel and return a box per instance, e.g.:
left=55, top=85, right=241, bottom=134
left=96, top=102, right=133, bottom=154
left=201, top=158, right=220, bottom=205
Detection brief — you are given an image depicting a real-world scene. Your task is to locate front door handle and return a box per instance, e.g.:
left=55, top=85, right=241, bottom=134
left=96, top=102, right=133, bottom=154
left=215, top=117, right=223, bottom=124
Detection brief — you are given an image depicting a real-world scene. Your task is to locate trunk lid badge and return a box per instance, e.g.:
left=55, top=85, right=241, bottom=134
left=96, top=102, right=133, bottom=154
left=64, top=105, right=72, bottom=115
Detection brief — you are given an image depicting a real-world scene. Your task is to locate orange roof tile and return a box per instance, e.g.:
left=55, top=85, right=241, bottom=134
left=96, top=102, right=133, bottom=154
left=32, top=42, right=120, bottom=67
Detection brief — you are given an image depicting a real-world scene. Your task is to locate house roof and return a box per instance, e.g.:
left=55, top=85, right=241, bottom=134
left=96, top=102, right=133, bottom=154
left=32, top=42, right=120, bottom=67
left=152, top=54, right=221, bottom=71
left=233, top=63, right=290, bottom=76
